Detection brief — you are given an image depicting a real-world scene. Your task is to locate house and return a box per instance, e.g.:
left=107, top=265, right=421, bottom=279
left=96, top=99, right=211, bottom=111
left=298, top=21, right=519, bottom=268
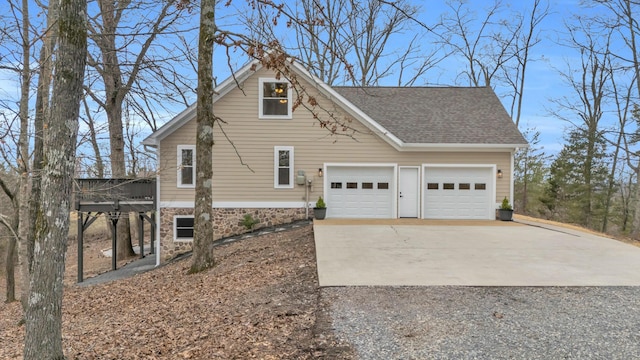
left=142, top=59, right=528, bottom=260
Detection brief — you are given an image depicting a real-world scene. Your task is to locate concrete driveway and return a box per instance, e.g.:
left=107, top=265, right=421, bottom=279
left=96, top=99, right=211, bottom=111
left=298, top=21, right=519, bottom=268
left=313, top=219, right=640, bottom=286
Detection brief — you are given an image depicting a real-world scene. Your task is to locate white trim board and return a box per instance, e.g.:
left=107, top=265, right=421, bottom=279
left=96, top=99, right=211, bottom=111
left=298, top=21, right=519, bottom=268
left=159, top=201, right=310, bottom=209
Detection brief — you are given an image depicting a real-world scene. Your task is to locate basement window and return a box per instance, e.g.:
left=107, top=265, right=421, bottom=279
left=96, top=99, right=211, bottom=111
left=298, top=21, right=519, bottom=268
left=174, top=216, right=194, bottom=242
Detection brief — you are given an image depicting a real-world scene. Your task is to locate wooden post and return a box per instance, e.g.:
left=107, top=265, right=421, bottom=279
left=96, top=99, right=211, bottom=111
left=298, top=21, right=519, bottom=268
left=77, top=212, right=84, bottom=283
left=110, top=213, right=119, bottom=271
left=138, top=213, right=145, bottom=258
left=150, top=211, right=155, bottom=255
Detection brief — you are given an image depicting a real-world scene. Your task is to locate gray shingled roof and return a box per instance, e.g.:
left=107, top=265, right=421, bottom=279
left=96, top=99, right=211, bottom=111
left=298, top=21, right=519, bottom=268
left=332, top=86, right=527, bottom=145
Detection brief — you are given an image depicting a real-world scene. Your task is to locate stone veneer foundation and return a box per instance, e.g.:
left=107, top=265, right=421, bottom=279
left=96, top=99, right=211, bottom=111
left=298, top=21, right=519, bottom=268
left=159, top=207, right=308, bottom=260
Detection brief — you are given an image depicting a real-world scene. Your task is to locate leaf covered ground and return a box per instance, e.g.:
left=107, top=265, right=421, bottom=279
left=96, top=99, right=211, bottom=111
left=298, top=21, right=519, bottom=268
left=0, top=225, right=350, bottom=359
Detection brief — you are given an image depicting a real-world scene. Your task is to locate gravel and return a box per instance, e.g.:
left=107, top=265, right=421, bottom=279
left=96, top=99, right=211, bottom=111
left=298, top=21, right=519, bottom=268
left=321, top=286, right=640, bottom=359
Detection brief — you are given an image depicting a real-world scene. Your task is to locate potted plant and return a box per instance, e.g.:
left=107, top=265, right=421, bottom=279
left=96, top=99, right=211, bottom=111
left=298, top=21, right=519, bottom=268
left=498, top=197, right=513, bottom=221
left=313, top=196, right=327, bottom=220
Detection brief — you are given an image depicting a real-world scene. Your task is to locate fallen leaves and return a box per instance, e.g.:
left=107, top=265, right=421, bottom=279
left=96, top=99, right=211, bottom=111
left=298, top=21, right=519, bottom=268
left=1, top=226, right=328, bottom=359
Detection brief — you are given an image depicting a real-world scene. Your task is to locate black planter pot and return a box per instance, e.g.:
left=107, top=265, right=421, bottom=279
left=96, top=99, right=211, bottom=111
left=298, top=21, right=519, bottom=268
left=313, top=207, right=327, bottom=220
left=498, top=209, right=513, bottom=221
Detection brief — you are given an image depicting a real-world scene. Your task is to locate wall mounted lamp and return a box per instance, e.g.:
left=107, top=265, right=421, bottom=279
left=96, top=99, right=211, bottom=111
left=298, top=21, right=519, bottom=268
left=497, top=169, right=503, bottom=179
left=318, top=168, right=323, bottom=177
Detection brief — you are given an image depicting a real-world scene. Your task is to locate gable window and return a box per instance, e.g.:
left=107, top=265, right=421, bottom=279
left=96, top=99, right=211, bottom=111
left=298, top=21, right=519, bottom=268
left=274, top=146, right=294, bottom=188
left=259, top=78, right=292, bottom=119
left=177, top=145, right=195, bottom=188
left=174, top=215, right=194, bottom=241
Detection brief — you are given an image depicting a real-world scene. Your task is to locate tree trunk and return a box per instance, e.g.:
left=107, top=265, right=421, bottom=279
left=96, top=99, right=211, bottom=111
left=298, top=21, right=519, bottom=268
left=25, top=0, right=57, bottom=308
left=17, top=0, right=32, bottom=310
left=0, top=180, right=18, bottom=303
left=602, top=128, right=623, bottom=233
left=23, top=0, right=87, bottom=357
left=5, top=234, right=16, bottom=303
left=631, top=168, right=640, bottom=240
left=190, top=0, right=216, bottom=274
left=97, top=0, right=135, bottom=260
left=109, top=96, right=135, bottom=260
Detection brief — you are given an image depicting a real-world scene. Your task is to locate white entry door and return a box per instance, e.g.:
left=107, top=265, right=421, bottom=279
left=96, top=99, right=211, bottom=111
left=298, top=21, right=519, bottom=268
left=399, top=167, right=419, bottom=218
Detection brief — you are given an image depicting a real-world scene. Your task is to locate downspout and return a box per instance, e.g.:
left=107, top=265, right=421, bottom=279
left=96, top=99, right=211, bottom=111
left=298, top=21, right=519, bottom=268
left=155, top=172, right=161, bottom=267
left=510, top=149, right=517, bottom=210
left=145, top=142, right=161, bottom=267
left=305, top=177, right=310, bottom=219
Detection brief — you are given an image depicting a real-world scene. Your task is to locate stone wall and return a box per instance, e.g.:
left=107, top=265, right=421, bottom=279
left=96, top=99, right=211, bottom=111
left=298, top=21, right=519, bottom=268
left=159, top=207, right=308, bottom=260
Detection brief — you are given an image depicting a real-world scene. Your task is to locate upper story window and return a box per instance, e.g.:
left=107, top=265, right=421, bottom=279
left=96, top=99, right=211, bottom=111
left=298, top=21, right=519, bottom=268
left=259, top=78, right=292, bottom=119
left=177, top=145, right=196, bottom=188
left=274, top=146, right=294, bottom=189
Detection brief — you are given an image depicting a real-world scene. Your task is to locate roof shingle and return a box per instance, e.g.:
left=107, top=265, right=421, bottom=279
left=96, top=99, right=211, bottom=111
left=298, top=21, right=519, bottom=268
left=332, top=86, right=527, bottom=145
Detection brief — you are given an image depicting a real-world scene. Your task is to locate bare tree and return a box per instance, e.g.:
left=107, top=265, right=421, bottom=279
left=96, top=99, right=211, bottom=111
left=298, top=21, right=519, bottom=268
left=0, top=175, right=18, bottom=303
left=245, top=0, right=443, bottom=86
left=23, top=0, right=87, bottom=356
left=602, top=56, right=634, bottom=233
left=0, top=0, right=49, bottom=307
left=591, top=0, right=640, bottom=237
left=85, top=0, right=188, bottom=259
left=189, top=0, right=217, bottom=273
left=438, top=0, right=520, bottom=87
left=505, top=0, right=549, bottom=127
left=550, top=19, right=613, bottom=229
left=16, top=0, right=32, bottom=307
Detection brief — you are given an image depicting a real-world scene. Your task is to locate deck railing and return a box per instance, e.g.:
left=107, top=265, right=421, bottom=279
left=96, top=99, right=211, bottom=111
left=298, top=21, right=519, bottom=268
left=74, top=178, right=156, bottom=210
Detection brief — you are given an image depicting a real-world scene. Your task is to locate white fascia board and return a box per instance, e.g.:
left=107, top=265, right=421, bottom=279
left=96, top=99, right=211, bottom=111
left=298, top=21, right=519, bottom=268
left=289, top=62, right=404, bottom=150
left=400, top=143, right=529, bottom=152
left=143, top=60, right=264, bottom=147
left=142, top=103, right=196, bottom=147
left=324, top=162, right=397, bottom=168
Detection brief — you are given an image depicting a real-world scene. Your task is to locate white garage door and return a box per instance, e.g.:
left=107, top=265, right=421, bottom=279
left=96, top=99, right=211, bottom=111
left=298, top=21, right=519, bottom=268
left=424, top=167, right=494, bottom=220
left=326, top=166, right=394, bottom=218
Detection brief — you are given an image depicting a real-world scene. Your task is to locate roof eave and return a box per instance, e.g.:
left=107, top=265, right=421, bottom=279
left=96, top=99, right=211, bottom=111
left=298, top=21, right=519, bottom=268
left=289, top=62, right=405, bottom=150
left=142, top=60, right=263, bottom=147
left=398, top=143, right=529, bottom=152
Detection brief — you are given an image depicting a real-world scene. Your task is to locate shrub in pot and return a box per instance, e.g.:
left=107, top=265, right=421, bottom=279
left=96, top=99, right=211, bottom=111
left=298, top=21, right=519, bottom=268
left=313, top=196, right=327, bottom=220
left=498, top=197, right=513, bottom=221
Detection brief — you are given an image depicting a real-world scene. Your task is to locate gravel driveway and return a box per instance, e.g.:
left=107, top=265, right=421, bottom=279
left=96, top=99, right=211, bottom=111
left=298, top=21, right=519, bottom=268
left=320, top=286, right=640, bottom=359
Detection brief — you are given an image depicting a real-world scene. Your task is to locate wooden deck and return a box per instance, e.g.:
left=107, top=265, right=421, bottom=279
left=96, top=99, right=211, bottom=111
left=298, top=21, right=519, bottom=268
left=74, top=178, right=156, bottom=213
left=73, top=178, right=157, bottom=282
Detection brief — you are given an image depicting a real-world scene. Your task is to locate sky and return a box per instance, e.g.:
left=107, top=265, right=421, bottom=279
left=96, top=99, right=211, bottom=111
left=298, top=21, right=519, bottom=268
left=208, top=0, right=608, bottom=155
left=0, top=0, right=630, bottom=162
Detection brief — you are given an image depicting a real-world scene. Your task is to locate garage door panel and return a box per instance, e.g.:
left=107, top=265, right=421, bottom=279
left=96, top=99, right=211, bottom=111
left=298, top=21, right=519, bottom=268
left=424, top=167, right=493, bottom=220
left=326, top=166, right=394, bottom=219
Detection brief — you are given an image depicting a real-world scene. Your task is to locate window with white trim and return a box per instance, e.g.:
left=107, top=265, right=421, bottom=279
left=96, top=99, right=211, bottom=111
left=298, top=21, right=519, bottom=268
left=259, top=78, right=292, bottom=119
left=177, top=145, right=196, bottom=188
left=174, top=215, right=194, bottom=241
left=274, top=146, right=294, bottom=188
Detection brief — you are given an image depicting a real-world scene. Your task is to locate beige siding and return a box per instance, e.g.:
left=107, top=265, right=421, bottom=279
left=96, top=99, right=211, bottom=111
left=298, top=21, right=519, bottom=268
left=159, top=67, right=514, bottom=206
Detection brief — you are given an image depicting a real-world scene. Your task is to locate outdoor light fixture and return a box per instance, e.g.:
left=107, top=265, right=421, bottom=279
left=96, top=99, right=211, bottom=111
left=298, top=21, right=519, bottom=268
left=318, top=168, right=323, bottom=177
left=497, top=169, right=503, bottom=179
